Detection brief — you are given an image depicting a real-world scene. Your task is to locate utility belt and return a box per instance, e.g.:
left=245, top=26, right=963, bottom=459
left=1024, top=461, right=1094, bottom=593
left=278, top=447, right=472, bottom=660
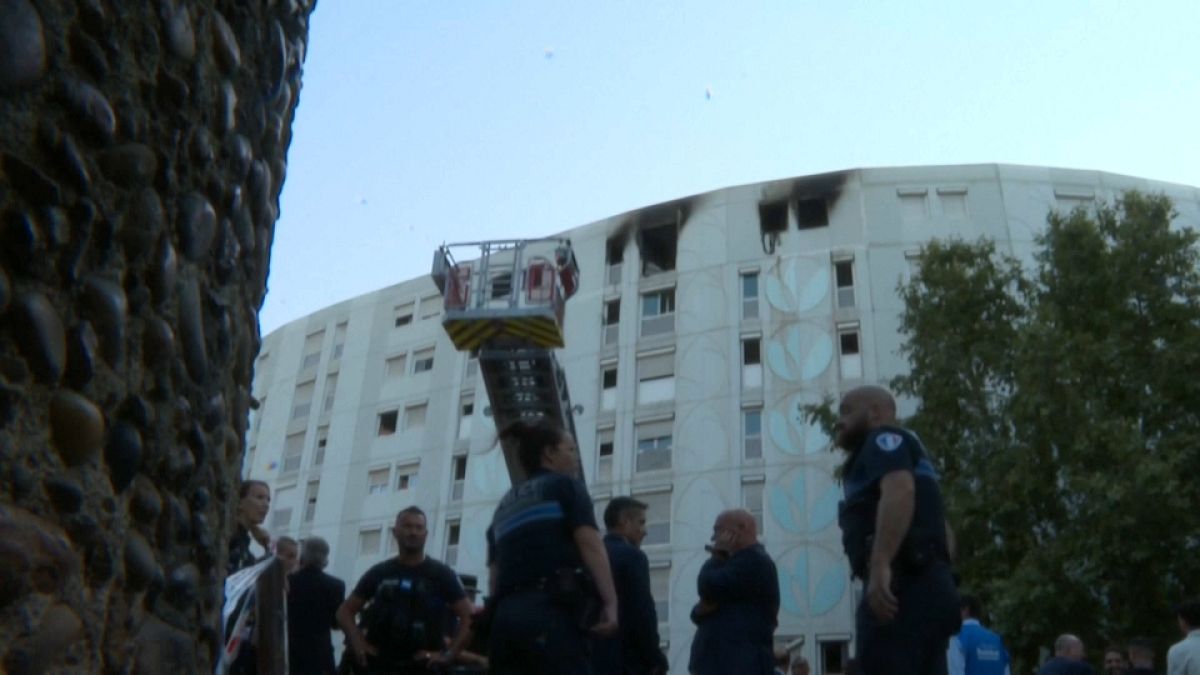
left=506, top=567, right=600, bottom=630
left=849, top=536, right=950, bottom=580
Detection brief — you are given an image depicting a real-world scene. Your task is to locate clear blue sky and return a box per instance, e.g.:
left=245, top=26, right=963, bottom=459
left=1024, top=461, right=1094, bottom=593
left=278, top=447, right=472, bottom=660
left=261, top=0, right=1200, bottom=333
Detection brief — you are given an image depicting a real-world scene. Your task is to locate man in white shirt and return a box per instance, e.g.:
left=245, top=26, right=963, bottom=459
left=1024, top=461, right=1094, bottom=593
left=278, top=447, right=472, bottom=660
left=1169, top=598, right=1200, bottom=675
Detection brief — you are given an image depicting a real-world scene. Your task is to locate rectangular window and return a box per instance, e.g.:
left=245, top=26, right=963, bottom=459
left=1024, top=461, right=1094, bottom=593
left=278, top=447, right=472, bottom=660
left=322, top=373, right=337, bottom=413
left=445, top=521, right=461, bottom=567
left=413, top=348, right=435, bottom=374
left=637, top=352, right=675, bottom=404
left=358, top=528, right=382, bottom=556
left=640, top=289, right=675, bottom=337
left=603, top=299, right=620, bottom=346
left=404, top=403, right=427, bottom=431
left=899, top=189, right=929, bottom=220
left=741, top=272, right=759, bottom=320
left=638, top=491, right=671, bottom=545
left=839, top=327, right=863, bottom=379
left=759, top=201, right=788, bottom=235
left=742, top=338, right=763, bottom=389
left=271, top=506, right=293, bottom=530
left=938, top=187, right=968, bottom=218
left=394, top=303, right=414, bottom=327
left=743, top=408, right=763, bottom=460
left=650, top=566, right=670, bottom=623
left=795, top=197, right=829, bottom=229
left=835, top=260, right=855, bottom=309
left=304, top=480, right=319, bottom=523
left=820, top=640, right=850, bottom=675
left=741, top=338, right=761, bottom=365
left=419, top=294, right=441, bottom=320
left=636, top=420, right=673, bottom=472
left=367, top=468, right=389, bottom=495
left=601, top=364, right=618, bottom=411
left=1055, top=187, right=1095, bottom=214
left=395, top=462, right=419, bottom=491
left=743, top=480, right=764, bottom=535
left=465, top=352, right=479, bottom=379
left=291, top=382, right=315, bottom=420
left=332, top=321, right=347, bottom=360
left=640, top=222, right=677, bottom=277
left=283, top=432, right=304, bottom=473
left=451, top=455, right=467, bottom=501
left=458, top=399, right=474, bottom=439
left=378, top=410, right=399, bottom=436
left=606, top=237, right=624, bottom=285
left=597, top=428, right=615, bottom=483
left=253, top=397, right=265, bottom=433
left=386, top=354, right=407, bottom=378
left=300, top=330, right=325, bottom=371
left=314, top=426, right=328, bottom=466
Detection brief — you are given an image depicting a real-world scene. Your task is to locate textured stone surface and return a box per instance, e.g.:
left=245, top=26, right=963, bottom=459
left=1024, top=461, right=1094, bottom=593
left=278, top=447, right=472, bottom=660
left=0, top=0, right=315, bottom=670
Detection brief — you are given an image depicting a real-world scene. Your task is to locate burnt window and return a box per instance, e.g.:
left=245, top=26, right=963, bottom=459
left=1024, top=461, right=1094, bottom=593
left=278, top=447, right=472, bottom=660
left=640, top=223, right=677, bottom=276
left=606, top=236, right=624, bottom=265
left=758, top=201, right=788, bottom=234
left=490, top=272, right=512, bottom=299
left=795, top=198, right=829, bottom=229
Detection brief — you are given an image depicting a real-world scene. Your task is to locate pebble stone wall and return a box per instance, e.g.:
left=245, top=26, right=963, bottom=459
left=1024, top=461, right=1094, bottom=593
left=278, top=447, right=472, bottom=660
left=0, top=0, right=315, bottom=671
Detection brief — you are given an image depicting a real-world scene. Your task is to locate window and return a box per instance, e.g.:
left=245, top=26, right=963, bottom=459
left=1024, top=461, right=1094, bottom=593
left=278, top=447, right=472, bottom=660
left=938, top=187, right=968, bottom=218
left=835, top=260, right=855, bottom=309
left=378, top=410, right=399, bottom=436
left=386, top=354, right=407, bottom=378
left=394, top=302, right=414, bottom=327
left=640, top=222, right=677, bottom=276
left=743, top=408, right=763, bottom=460
left=650, top=565, right=670, bottom=623
left=367, top=468, right=389, bottom=495
left=605, top=236, right=624, bottom=285
left=395, top=462, right=419, bottom=491
left=640, top=289, right=675, bottom=337
left=444, top=521, right=461, bottom=567
left=742, top=338, right=762, bottom=389
left=419, top=294, right=441, bottom=320
left=601, top=364, right=618, bottom=411
left=1055, top=187, right=1095, bottom=214
left=636, top=420, right=673, bottom=472
left=304, top=480, right=319, bottom=523
left=465, top=350, right=479, bottom=379
left=359, top=528, right=382, bottom=556
left=743, top=480, right=764, bottom=535
left=322, top=373, right=337, bottom=413
left=899, top=189, right=929, bottom=220
left=314, top=426, right=328, bottom=466
left=759, top=201, right=788, bottom=237
left=451, top=455, right=467, bottom=501
left=637, top=351, right=675, bottom=404
left=597, top=428, right=614, bottom=483
left=490, top=272, right=513, bottom=300
left=603, top=299, right=620, bottom=346
left=413, top=348, right=435, bottom=373
left=300, top=330, right=324, bottom=371
left=283, top=433, right=304, bottom=473
left=458, top=399, right=474, bottom=439
left=404, top=403, right=427, bottom=431
left=839, top=326, right=863, bottom=379
left=820, top=639, right=850, bottom=675
left=271, top=507, right=293, bottom=529
left=253, top=397, right=265, bottom=432
left=638, top=491, right=671, bottom=545
left=332, top=321, right=347, bottom=360
left=291, top=382, right=314, bottom=420
left=741, top=272, right=759, bottom=320
left=795, top=197, right=829, bottom=229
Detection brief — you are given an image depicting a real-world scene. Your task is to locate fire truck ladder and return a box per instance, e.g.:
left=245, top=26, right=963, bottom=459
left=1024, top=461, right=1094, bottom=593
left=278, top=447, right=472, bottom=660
left=431, top=238, right=581, bottom=485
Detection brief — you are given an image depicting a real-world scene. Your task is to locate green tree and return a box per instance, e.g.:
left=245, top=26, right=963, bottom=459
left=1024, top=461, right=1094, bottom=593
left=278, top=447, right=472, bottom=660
left=891, top=191, right=1200, bottom=668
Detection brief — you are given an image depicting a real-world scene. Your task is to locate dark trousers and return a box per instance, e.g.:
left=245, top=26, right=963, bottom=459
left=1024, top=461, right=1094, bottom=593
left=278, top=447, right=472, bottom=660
left=488, top=589, right=590, bottom=675
left=855, top=562, right=960, bottom=675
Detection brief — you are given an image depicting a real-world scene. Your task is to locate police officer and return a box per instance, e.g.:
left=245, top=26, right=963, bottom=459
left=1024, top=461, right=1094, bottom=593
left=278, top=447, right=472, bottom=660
left=835, top=385, right=960, bottom=675
left=486, top=418, right=619, bottom=675
left=336, top=506, right=474, bottom=674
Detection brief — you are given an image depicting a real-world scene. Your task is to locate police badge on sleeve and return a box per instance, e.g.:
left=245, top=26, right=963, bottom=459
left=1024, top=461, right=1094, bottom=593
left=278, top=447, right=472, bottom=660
left=875, top=432, right=904, bottom=452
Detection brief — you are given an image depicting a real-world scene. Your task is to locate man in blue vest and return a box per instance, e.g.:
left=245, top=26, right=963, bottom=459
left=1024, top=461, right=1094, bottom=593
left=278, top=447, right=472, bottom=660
left=947, top=594, right=1011, bottom=675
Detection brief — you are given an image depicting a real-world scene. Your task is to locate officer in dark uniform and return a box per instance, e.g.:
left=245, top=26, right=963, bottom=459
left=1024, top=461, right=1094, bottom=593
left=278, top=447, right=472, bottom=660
left=486, top=418, right=619, bottom=675
left=835, top=385, right=960, bottom=675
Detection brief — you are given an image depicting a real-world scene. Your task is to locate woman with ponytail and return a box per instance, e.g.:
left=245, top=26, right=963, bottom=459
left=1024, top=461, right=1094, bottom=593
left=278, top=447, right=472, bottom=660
left=485, top=417, right=618, bottom=674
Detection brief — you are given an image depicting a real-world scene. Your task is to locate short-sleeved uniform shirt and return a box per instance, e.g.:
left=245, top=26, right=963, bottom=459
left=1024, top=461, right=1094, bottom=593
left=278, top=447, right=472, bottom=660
left=487, top=468, right=597, bottom=597
left=351, top=556, right=465, bottom=649
left=840, top=426, right=948, bottom=575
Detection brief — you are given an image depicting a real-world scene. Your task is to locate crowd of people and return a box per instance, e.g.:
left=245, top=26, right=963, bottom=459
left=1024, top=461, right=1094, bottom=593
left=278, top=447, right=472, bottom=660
left=223, top=386, right=1200, bottom=675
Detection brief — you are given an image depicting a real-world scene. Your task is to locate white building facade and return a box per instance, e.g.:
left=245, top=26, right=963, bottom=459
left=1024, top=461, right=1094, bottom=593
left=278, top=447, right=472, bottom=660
left=244, top=164, right=1200, bottom=672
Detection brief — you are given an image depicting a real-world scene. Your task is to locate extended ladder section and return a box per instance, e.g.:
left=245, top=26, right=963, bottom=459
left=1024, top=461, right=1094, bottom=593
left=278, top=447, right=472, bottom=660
left=431, top=238, right=581, bottom=485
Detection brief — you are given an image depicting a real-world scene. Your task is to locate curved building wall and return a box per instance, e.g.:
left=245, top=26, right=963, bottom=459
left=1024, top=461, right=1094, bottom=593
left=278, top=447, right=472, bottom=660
left=243, top=164, right=1200, bottom=669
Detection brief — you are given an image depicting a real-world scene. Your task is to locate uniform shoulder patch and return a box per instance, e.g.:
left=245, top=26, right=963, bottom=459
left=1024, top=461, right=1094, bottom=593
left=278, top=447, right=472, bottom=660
left=875, top=432, right=904, bottom=452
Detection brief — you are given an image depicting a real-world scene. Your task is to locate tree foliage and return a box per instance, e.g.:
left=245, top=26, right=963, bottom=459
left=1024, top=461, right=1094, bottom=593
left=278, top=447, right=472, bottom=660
left=893, top=191, right=1200, bottom=668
